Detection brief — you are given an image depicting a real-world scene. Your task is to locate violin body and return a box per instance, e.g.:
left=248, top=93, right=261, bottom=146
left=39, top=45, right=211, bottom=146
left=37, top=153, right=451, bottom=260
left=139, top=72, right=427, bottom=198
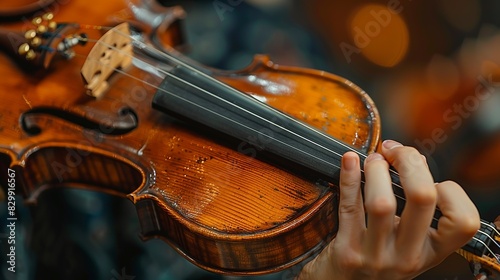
left=0, top=0, right=380, bottom=275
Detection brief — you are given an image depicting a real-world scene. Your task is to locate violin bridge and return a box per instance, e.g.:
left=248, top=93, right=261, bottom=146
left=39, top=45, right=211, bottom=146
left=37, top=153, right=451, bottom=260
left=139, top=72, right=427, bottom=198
left=81, top=23, right=132, bottom=98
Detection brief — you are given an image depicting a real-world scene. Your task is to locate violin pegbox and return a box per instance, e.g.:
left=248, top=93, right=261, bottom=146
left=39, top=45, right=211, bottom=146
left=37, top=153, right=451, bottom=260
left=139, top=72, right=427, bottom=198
left=81, top=23, right=133, bottom=98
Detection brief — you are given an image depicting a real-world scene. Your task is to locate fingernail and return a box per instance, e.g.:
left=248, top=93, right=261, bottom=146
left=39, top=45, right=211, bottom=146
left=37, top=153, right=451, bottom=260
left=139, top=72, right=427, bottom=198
left=342, top=153, right=358, bottom=171
left=364, top=153, right=384, bottom=164
left=382, top=140, right=403, bottom=150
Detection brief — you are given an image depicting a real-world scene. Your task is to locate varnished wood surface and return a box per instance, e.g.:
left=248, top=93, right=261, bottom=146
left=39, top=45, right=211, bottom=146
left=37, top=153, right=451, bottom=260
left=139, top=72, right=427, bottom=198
left=0, top=0, right=380, bottom=274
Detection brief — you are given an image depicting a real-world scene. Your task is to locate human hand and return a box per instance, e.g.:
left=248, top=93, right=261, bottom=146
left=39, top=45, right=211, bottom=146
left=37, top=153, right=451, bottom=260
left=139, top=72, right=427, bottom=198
left=297, top=140, right=480, bottom=280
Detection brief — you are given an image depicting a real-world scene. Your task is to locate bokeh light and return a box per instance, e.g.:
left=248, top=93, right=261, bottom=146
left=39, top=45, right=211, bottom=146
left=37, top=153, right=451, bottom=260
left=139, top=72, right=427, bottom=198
left=349, top=4, right=409, bottom=67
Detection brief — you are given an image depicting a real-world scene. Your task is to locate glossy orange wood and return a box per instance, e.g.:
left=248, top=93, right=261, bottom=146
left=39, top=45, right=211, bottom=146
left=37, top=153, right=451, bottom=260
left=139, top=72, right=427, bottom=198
left=0, top=0, right=380, bottom=275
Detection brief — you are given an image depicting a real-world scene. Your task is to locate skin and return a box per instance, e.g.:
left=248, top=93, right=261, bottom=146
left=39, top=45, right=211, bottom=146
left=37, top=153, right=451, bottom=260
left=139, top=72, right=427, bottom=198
left=298, top=140, right=481, bottom=280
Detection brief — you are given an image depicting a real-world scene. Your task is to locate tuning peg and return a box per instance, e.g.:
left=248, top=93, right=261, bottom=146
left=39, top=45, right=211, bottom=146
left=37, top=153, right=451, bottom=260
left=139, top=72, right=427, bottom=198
left=30, top=37, right=42, bottom=48
left=42, top=13, right=54, bottom=21
left=18, top=43, right=30, bottom=56
left=25, top=50, right=36, bottom=60
left=36, top=25, right=47, bottom=34
left=24, top=30, right=37, bottom=40
left=17, top=43, right=37, bottom=60
left=32, top=17, right=43, bottom=25
left=48, top=21, right=57, bottom=31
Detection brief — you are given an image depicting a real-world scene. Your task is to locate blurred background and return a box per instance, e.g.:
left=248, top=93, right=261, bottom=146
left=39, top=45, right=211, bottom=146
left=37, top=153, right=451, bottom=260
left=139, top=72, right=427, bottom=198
left=1, top=0, right=500, bottom=279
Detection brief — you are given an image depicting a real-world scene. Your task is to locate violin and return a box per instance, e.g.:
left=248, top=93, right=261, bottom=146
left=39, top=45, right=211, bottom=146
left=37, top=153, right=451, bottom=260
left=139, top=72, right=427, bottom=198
left=0, top=0, right=499, bottom=278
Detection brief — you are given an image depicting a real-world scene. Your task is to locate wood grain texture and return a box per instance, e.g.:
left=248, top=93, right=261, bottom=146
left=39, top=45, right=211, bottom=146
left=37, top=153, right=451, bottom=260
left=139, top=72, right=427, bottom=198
left=0, top=0, right=380, bottom=275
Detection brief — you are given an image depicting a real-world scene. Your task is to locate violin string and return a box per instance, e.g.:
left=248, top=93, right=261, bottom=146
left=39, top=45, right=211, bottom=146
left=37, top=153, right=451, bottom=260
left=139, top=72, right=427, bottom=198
left=79, top=40, right=500, bottom=255
left=479, top=222, right=500, bottom=261
left=105, top=62, right=423, bottom=222
left=81, top=37, right=446, bottom=229
left=107, top=65, right=339, bottom=168
left=81, top=25, right=415, bottom=195
left=80, top=26, right=442, bottom=218
left=81, top=25, right=495, bottom=231
left=78, top=39, right=354, bottom=168
left=108, top=25, right=415, bottom=197
left=94, top=25, right=372, bottom=156
left=81, top=39, right=364, bottom=165
left=121, top=44, right=500, bottom=259
left=134, top=43, right=500, bottom=254
left=76, top=25, right=500, bottom=260
left=472, top=236, right=500, bottom=263
left=84, top=28, right=382, bottom=164
left=481, top=221, right=500, bottom=238
left=477, top=229, right=500, bottom=252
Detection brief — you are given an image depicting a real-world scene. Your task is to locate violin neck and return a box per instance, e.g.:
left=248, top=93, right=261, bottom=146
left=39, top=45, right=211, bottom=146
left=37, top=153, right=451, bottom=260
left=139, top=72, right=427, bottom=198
left=463, top=220, right=499, bottom=257
left=458, top=220, right=500, bottom=278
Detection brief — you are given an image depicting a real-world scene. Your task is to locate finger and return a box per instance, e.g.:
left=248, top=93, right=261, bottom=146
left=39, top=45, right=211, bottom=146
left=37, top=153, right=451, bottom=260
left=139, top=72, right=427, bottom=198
left=363, top=153, right=396, bottom=256
left=381, top=140, right=437, bottom=254
left=336, top=151, right=365, bottom=243
left=430, top=181, right=480, bottom=259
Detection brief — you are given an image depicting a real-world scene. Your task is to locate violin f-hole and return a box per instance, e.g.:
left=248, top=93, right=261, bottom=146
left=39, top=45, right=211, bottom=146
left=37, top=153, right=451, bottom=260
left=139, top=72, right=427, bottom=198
left=20, top=106, right=138, bottom=136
